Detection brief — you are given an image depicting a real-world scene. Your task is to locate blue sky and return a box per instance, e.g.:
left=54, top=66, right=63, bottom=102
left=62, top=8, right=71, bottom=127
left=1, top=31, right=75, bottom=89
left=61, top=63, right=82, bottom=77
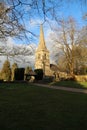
left=62, top=1, right=87, bottom=24
left=11, top=0, right=87, bottom=45
left=1, top=0, right=87, bottom=45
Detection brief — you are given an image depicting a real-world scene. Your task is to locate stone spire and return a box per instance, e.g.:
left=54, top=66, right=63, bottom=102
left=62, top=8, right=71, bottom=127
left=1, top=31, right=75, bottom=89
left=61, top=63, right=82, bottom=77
left=37, top=24, right=47, bottom=51
left=35, top=24, right=53, bottom=76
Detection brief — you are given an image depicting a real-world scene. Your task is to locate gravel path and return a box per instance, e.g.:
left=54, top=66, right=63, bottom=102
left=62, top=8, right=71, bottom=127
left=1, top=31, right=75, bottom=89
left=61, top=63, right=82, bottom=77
left=34, top=83, right=87, bottom=94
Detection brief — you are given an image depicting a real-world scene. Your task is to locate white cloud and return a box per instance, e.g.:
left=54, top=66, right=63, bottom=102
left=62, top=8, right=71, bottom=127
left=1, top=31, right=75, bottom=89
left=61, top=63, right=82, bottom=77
left=45, top=28, right=58, bottom=64
left=6, top=37, right=15, bottom=47
left=30, top=18, right=43, bottom=27
left=0, top=37, right=36, bottom=69
left=0, top=19, right=59, bottom=69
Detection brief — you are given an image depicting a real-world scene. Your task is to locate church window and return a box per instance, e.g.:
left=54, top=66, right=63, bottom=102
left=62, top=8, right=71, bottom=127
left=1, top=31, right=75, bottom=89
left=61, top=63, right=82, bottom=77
left=44, top=54, right=46, bottom=59
left=43, top=54, right=46, bottom=60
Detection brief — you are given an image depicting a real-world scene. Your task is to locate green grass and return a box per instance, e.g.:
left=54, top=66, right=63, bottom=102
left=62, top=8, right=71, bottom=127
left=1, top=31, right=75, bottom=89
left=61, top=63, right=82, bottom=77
left=0, top=83, right=87, bottom=130
left=50, top=80, right=87, bottom=89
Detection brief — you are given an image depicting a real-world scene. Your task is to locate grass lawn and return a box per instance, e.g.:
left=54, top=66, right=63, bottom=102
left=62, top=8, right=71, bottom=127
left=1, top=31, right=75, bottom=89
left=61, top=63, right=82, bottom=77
left=50, top=80, right=87, bottom=89
left=0, top=83, right=87, bottom=130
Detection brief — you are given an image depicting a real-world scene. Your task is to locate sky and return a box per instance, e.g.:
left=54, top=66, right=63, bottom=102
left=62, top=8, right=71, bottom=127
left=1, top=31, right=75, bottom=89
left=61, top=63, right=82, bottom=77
left=13, top=0, right=87, bottom=44
left=0, top=0, right=87, bottom=68
left=13, top=0, right=87, bottom=49
left=1, top=0, right=85, bottom=44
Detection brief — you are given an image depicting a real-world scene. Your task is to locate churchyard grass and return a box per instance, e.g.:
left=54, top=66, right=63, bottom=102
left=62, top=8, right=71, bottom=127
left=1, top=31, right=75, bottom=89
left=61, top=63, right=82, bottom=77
left=50, top=80, right=87, bottom=89
left=0, top=82, right=87, bottom=130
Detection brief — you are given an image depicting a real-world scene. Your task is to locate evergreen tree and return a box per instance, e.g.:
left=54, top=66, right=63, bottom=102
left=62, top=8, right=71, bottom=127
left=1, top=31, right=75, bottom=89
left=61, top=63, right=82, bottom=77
left=24, top=66, right=32, bottom=81
left=11, top=63, right=18, bottom=81
left=24, top=66, right=32, bottom=74
left=1, top=60, right=11, bottom=81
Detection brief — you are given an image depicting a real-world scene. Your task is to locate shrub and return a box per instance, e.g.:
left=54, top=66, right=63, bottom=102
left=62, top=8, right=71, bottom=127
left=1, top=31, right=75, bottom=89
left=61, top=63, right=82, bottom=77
left=24, top=66, right=32, bottom=74
left=75, top=75, right=87, bottom=82
left=1, top=60, right=11, bottom=81
left=0, top=79, right=3, bottom=83
left=15, top=68, right=25, bottom=80
left=34, top=69, right=43, bottom=80
left=11, top=63, right=18, bottom=81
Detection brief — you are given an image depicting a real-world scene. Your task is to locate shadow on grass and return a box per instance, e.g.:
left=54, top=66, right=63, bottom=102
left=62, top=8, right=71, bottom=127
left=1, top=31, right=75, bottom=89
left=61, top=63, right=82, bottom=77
left=0, top=81, right=28, bottom=89
left=0, top=80, right=87, bottom=90
left=0, top=82, right=87, bottom=130
left=50, top=80, right=87, bottom=89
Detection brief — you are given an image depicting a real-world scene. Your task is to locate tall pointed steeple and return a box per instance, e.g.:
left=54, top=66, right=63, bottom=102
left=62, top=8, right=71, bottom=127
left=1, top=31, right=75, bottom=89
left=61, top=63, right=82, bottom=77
left=37, top=24, right=47, bottom=51
left=35, top=24, right=52, bottom=76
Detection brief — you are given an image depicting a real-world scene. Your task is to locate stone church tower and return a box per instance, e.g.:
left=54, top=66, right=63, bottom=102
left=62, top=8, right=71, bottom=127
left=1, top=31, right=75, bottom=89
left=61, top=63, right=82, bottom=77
left=35, top=25, right=51, bottom=76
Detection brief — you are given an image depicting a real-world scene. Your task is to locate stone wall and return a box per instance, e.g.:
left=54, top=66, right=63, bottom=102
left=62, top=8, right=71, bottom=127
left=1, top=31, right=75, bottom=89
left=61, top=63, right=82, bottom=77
left=75, top=75, right=87, bottom=82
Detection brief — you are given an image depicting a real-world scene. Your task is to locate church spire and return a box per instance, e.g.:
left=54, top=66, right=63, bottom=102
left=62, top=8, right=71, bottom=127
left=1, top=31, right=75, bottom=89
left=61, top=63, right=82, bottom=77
left=37, top=24, right=47, bottom=51
left=35, top=24, right=52, bottom=76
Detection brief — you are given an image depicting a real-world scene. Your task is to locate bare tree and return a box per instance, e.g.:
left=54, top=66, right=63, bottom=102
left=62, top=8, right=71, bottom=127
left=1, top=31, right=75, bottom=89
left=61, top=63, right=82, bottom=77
left=0, top=42, right=36, bottom=67
left=0, top=2, right=24, bottom=40
left=52, top=17, right=87, bottom=76
left=0, top=0, right=55, bottom=40
left=0, top=0, right=87, bottom=40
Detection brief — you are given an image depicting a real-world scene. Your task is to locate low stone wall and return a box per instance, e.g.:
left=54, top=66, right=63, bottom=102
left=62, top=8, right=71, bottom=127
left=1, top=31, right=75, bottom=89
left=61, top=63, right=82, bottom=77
left=75, top=75, right=87, bottom=82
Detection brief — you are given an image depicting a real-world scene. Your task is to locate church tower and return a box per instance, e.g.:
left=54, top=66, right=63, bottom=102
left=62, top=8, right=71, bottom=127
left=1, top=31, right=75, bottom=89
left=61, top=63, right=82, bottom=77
left=35, top=25, right=51, bottom=76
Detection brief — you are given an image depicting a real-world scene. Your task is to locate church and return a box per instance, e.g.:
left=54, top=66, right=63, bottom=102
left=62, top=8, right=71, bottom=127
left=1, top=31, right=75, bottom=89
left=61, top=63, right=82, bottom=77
left=35, top=25, right=57, bottom=77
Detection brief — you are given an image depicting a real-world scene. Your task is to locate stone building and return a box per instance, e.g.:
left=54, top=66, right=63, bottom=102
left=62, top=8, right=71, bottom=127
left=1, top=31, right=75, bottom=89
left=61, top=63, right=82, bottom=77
left=35, top=25, right=52, bottom=76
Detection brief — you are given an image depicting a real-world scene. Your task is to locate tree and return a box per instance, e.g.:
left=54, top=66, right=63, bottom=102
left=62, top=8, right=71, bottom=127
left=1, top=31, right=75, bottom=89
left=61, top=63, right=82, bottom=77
left=52, top=17, right=87, bottom=76
left=73, top=26, right=87, bottom=74
left=15, top=68, right=25, bottom=80
left=0, top=2, right=24, bottom=40
left=24, top=66, right=33, bottom=80
left=11, top=63, right=18, bottom=81
left=24, top=66, right=32, bottom=74
left=55, top=17, right=78, bottom=76
left=0, top=41, right=36, bottom=69
left=34, top=69, right=43, bottom=80
left=83, top=13, right=87, bottom=22
left=1, top=60, right=11, bottom=81
left=0, top=0, right=58, bottom=40
left=0, top=0, right=87, bottom=41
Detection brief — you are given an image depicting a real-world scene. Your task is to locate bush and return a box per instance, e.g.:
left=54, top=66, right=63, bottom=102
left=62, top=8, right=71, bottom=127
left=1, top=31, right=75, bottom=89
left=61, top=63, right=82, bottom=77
left=0, top=79, right=3, bottom=83
left=14, top=68, right=25, bottom=80
left=1, top=60, right=11, bottom=81
left=75, top=75, right=87, bottom=82
left=34, top=69, right=43, bottom=80
left=11, top=63, right=18, bottom=81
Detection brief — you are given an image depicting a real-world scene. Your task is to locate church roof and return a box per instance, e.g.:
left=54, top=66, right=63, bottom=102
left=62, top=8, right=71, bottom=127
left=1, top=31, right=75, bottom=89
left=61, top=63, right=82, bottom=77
left=50, top=64, right=59, bottom=71
left=37, top=24, right=48, bottom=51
